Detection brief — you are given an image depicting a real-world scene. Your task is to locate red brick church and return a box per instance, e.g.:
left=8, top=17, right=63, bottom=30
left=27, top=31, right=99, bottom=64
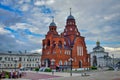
left=41, top=9, right=90, bottom=69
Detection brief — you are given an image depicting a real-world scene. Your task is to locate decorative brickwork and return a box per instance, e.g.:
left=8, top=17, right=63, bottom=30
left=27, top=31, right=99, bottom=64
left=41, top=11, right=90, bottom=69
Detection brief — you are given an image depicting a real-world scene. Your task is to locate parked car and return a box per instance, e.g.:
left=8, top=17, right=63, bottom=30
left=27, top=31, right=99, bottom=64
left=115, top=62, right=120, bottom=70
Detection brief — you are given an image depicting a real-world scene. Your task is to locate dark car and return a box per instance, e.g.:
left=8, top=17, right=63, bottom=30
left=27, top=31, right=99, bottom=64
left=115, top=62, right=120, bottom=70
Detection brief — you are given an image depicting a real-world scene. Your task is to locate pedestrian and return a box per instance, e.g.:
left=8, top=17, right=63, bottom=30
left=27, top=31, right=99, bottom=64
left=10, top=70, right=13, bottom=78
left=19, top=71, right=22, bottom=78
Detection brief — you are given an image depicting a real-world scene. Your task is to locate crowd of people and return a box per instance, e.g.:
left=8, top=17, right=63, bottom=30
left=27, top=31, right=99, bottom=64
left=0, top=70, right=25, bottom=79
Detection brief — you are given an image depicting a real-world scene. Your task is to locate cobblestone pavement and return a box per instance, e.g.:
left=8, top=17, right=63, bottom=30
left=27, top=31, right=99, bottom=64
left=21, top=72, right=61, bottom=80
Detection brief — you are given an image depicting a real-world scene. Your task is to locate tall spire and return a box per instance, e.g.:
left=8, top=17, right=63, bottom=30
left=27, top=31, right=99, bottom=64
left=67, top=8, right=74, bottom=19
left=70, top=8, right=71, bottom=15
left=52, top=16, right=54, bottom=22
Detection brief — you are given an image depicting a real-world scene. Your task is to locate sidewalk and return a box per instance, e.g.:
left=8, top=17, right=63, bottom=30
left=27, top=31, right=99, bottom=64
left=47, top=70, right=120, bottom=80
left=38, top=71, right=81, bottom=77
left=2, top=70, right=120, bottom=80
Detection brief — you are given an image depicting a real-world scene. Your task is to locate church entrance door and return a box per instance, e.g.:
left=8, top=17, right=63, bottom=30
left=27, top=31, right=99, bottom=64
left=79, top=61, right=82, bottom=68
left=44, top=59, right=51, bottom=67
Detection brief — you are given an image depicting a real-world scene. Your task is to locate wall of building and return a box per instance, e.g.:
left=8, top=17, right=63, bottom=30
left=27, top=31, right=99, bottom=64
left=41, top=12, right=90, bottom=69
left=0, top=53, right=41, bottom=70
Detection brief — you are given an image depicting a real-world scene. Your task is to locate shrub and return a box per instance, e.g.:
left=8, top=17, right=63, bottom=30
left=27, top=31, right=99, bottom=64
left=5, top=71, right=9, bottom=75
left=5, top=74, right=9, bottom=78
left=44, top=68, right=52, bottom=72
left=35, top=68, right=39, bottom=72
left=90, top=66, right=97, bottom=70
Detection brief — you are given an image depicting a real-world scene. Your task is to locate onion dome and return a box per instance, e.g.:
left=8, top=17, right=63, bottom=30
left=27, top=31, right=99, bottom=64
left=93, top=41, right=105, bottom=52
left=49, top=17, right=56, bottom=26
left=96, top=40, right=100, bottom=46
left=50, top=22, right=56, bottom=26
left=67, top=15, right=74, bottom=19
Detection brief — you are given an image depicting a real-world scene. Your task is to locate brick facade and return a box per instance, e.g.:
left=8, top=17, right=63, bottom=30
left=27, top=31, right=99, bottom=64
left=41, top=11, right=90, bottom=69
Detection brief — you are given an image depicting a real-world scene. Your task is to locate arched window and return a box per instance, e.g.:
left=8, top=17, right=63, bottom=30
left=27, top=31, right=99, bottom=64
left=58, top=41, right=62, bottom=48
left=47, top=40, right=50, bottom=46
left=52, top=41, right=56, bottom=48
left=77, top=45, right=83, bottom=56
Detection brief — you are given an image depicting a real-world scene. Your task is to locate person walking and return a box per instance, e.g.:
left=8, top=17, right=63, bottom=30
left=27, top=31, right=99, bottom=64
left=10, top=70, right=13, bottom=78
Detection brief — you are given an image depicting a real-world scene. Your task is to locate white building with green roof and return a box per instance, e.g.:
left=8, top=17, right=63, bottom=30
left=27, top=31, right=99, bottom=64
left=90, top=41, right=112, bottom=67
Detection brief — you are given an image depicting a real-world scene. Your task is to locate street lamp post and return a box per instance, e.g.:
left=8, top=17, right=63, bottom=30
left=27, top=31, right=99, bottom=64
left=69, top=45, right=73, bottom=76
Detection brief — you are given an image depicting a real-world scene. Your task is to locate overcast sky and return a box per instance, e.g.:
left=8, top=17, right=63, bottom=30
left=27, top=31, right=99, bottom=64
left=0, top=0, right=120, bottom=57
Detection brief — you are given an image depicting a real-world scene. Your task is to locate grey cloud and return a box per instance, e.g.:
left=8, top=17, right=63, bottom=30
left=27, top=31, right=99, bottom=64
left=0, top=32, right=42, bottom=51
left=0, top=33, right=17, bottom=51
left=0, top=9, right=23, bottom=26
left=0, top=0, right=120, bottom=53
